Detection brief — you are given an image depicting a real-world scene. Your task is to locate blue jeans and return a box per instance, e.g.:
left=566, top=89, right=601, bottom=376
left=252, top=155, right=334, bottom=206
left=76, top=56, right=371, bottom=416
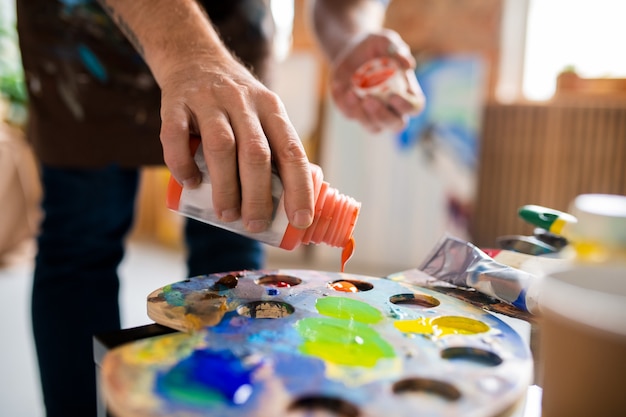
left=32, top=165, right=264, bottom=417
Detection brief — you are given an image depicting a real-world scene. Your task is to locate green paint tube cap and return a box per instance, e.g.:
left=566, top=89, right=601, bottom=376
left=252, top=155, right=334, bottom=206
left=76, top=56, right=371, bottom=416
left=518, top=204, right=577, bottom=231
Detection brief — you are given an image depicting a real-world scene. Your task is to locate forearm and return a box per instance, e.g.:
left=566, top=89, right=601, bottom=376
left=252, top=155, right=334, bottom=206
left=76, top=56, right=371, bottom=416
left=97, top=0, right=233, bottom=86
left=310, top=0, right=387, bottom=62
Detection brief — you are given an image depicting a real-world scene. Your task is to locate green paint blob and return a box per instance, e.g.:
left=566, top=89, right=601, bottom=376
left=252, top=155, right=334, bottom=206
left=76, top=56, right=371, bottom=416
left=295, top=317, right=395, bottom=367
left=315, top=296, right=383, bottom=324
left=158, top=378, right=224, bottom=407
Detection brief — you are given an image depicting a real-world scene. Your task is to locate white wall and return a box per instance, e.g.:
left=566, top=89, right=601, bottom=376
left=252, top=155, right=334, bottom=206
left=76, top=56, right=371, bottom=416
left=311, top=99, right=450, bottom=277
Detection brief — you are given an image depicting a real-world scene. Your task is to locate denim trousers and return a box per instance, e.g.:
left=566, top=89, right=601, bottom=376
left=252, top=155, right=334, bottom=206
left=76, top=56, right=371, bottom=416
left=32, top=165, right=264, bottom=417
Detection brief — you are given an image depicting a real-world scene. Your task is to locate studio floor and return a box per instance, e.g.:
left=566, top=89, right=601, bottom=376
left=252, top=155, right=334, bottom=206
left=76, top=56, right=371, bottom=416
left=0, top=240, right=186, bottom=417
left=0, top=239, right=541, bottom=417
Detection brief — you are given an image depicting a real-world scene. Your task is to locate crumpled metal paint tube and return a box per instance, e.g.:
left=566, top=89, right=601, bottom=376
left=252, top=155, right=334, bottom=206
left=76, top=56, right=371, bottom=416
left=418, top=235, right=555, bottom=314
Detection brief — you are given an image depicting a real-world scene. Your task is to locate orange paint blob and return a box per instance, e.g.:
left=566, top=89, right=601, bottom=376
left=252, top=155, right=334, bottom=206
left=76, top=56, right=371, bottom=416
left=330, top=281, right=358, bottom=293
left=340, top=236, right=355, bottom=273
left=355, top=68, right=395, bottom=88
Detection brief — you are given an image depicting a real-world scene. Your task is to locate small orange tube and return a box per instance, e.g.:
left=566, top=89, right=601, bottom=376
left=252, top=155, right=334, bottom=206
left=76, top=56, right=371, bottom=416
left=165, top=136, right=202, bottom=212
left=280, top=169, right=360, bottom=250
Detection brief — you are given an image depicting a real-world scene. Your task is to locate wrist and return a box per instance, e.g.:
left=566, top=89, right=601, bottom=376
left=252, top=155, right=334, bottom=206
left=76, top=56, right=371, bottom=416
left=99, top=0, right=233, bottom=87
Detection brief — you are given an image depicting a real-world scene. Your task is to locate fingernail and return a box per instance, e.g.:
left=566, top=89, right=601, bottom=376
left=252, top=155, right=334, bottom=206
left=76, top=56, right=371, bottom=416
left=182, top=176, right=201, bottom=189
left=220, top=208, right=240, bottom=222
left=293, top=209, right=313, bottom=229
left=246, top=219, right=271, bottom=233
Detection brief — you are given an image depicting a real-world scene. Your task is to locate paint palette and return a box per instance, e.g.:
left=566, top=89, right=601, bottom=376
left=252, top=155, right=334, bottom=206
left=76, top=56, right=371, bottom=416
left=101, top=269, right=533, bottom=417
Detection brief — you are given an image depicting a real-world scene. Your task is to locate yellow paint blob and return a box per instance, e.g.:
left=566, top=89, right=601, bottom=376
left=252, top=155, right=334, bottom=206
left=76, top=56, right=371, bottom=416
left=394, top=316, right=489, bottom=338
left=184, top=313, right=205, bottom=331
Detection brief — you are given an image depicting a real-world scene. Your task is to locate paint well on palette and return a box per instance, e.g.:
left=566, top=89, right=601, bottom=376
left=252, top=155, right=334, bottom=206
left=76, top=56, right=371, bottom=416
left=256, top=275, right=302, bottom=288
left=330, top=280, right=359, bottom=293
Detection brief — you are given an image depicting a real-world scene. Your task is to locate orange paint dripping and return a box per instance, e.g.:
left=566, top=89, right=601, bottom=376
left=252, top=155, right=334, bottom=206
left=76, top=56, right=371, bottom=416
left=340, top=236, right=355, bottom=273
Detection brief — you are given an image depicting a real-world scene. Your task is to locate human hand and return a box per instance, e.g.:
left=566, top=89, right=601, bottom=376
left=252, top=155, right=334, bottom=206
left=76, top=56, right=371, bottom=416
left=329, top=29, right=425, bottom=133
left=158, top=55, right=314, bottom=233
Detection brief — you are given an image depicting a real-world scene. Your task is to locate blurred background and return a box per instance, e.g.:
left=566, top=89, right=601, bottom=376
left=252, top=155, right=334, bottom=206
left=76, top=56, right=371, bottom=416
left=1, top=1, right=625, bottom=416
left=124, top=0, right=626, bottom=274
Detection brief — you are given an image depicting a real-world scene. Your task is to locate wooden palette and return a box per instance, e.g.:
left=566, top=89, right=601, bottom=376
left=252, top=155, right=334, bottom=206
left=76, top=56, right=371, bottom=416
left=101, top=269, right=533, bottom=417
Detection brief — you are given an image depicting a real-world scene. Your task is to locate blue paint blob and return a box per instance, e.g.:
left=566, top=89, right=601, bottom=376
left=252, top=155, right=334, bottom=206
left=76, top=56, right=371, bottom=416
left=209, top=312, right=253, bottom=335
left=512, top=290, right=528, bottom=311
left=59, top=0, right=88, bottom=7
left=272, top=351, right=328, bottom=393
left=155, top=349, right=260, bottom=407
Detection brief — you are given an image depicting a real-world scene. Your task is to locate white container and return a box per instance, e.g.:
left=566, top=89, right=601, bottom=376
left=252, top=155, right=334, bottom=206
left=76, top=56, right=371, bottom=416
left=539, top=264, right=626, bottom=416
left=567, top=193, right=626, bottom=263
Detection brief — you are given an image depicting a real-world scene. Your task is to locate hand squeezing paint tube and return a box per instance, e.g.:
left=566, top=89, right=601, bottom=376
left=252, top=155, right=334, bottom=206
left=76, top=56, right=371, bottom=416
left=167, top=137, right=361, bottom=271
left=418, top=235, right=566, bottom=314
left=352, top=57, right=424, bottom=111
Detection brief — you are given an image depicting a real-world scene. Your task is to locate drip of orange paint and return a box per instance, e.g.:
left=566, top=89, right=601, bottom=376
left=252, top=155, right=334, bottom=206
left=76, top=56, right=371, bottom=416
left=340, top=236, right=355, bottom=273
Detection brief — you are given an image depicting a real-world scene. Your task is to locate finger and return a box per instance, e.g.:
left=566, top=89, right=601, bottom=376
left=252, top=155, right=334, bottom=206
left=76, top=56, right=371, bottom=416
left=228, top=106, right=274, bottom=233
left=332, top=85, right=368, bottom=121
left=197, top=112, right=242, bottom=222
left=404, top=72, right=426, bottom=115
left=336, top=90, right=381, bottom=132
left=387, top=91, right=424, bottom=119
left=388, top=43, right=415, bottom=69
left=381, top=30, right=416, bottom=69
left=160, top=102, right=201, bottom=188
left=361, top=95, right=405, bottom=132
left=259, top=95, right=314, bottom=230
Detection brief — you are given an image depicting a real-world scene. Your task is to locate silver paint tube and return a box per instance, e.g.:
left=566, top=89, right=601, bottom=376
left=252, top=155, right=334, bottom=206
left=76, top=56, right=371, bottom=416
left=418, top=235, right=542, bottom=314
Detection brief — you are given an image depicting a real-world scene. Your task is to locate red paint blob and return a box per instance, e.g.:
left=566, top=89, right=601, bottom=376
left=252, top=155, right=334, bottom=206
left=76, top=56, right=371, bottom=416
left=267, top=281, right=292, bottom=288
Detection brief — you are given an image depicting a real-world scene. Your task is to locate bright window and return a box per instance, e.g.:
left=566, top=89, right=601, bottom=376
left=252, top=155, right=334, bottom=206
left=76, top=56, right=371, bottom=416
left=523, top=0, right=626, bottom=100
